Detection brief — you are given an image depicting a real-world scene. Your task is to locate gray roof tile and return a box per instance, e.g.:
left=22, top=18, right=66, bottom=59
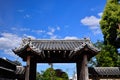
left=13, top=38, right=100, bottom=56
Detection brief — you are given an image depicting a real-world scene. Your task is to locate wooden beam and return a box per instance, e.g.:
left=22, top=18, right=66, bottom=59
left=63, top=51, right=66, bottom=58
left=48, top=51, right=50, bottom=58
left=53, top=50, right=55, bottom=53
left=59, top=50, right=61, bottom=53
left=41, top=51, right=45, bottom=58
left=68, top=51, right=74, bottom=58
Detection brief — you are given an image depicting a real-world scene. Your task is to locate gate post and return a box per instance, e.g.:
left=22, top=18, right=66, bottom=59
left=29, top=59, right=36, bottom=80
left=25, top=56, right=30, bottom=80
left=76, top=54, right=89, bottom=80
left=25, top=56, right=37, bottom=80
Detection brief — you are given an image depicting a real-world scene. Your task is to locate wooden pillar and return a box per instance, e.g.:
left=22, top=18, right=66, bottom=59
left=82, top=54, right=89, bottom=80
left=29, top=59, right=37, bottom=80
left=76, top=61, right=82, bottom=80
left=25, top=56, right=30, bottom=80
left=25, top=56, right=37, bottom=80
left=76, top=54, right=89, bottom=80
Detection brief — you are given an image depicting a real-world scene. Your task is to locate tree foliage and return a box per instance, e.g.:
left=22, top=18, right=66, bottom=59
left=55, top=69, right=68, bottom=80
left=100, top=0, right=120, bottom=46
left=98, top=0, right=120, bottom=67
left=95, top=41, right=120, bottom=67
left=36, top=68, right=69, bottom=80
left=36, top=72, right=42, bottom=80
left=42, top=68, right=56, bottom=80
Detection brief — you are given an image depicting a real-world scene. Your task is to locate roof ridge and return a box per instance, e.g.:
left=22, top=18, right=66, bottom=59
left=22, top=37, right=90, bottom=41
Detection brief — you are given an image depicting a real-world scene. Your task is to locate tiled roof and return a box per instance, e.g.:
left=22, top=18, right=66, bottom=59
left=89, top=67, right=120, bottom=78
left=16, top=66, right=25, bottom=74
left=0, top=66, right=15, bottom=72
left=0, top=58, right=16, bottom=71
left=15, top=67, right=120, bottom=78
left=13, top=38, right=99, bottom=55
left=94, top=67, right=120, bottom=75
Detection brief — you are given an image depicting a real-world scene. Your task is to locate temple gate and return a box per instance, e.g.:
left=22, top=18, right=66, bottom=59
left=13, top=38, right=99, bottom=80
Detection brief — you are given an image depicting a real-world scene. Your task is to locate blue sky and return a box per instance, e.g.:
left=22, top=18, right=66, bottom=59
left=0, top=0, right=106, bottom=78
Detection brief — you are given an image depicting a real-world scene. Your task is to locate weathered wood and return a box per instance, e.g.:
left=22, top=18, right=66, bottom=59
left=68, top=51, right=74, bottom=58
left=63, top=51, right=66, bottom=58
left=81, top=54, right=89, bottom=80
left=76, top=61, right=82, bottom=80
left=29, top=59, right=36, bottom=80
left=25, top=56, right=30, bottom=80
left=76, top=54, right=89, bottom=80
left=25, top=56, right=37, bottom=80
left=42, top=51, right=46, bottom=58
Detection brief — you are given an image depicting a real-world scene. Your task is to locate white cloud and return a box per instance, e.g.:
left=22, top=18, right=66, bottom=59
left=56, top=26, right=60, bottom=30
left=98, top=12, right=103, bottom=17
left=80, top=12, right=102, bottom=35
left=23, top=34, right=36, bottom=39
left=0, top=33, right=22, bottom=56
left=47, top=27, right=55, bottom=36
left=19, top=28, right=30, bottom=31
left=11, top=27, right=46, bottom=35
left=47, top=27, right=57, bottom=39
left=11, top=27, right=30, bottom=32
left=50, top=35, right=57, bottom=39
left=0, top=33, right=36, bottom=57
left=64, top=36, right=78, bottom=40
left=32, top=30, right=45, bottom=34
left=81, top=16, right=100, bottom=27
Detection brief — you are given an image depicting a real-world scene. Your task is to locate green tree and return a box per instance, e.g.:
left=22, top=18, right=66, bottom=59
left=93, top=41, right=120, bottom=67
left=96, top=43, right=119, bottom=66
left=98, top=0, right=120, bottom=67
left=36, top=72, right=42, bottom=80
left=42, top=68, right=56, bottom=80
left=61, top=72, right=68, bottom=80
left=88, top=41, right=103, bottom=67
left=100, top=0, right=120, bottom=46
left=37, top=68, right=69, bottom=80
left=55, top=69, right=69, bottom=80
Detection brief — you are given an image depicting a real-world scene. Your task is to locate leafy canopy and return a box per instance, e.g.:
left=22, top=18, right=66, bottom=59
left=36, top=68, right=69, bottom=80
left=96, top=0, right=120, bottom=67
left=100, top=0, right=120, bottom=46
